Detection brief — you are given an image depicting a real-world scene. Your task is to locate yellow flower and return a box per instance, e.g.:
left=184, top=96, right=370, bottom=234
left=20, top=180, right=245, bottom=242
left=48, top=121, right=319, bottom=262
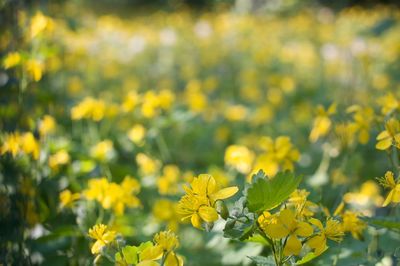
left=1, top=132, right=21, bottom=157
left=128, top=124, right=146, bottom=145
left=346, top=105, right=374, bottom=144
left=263, top=209, right=313, bottom=256
left=376, top=118, right=400, bottom=150
left=3, top=52, right=21, bottom=69
left=88, top=224, right=116, bottom=254
left=26, top=59, right=44, bottom=82
left=307, top=218, right=344, bottom=255
left=157, top=165, right=180, bottom=195
left=340, top=211, right=366, bottom=240
left=152, top=199, right=180, bottom=231
left=154, top=230, right=179, bottom=252
left=90, top=140, right=114, bottom=162
left=59, top=189, right=80, bottom=208
left=121, top=91, right=140, bottom=112
left=224, top=145, right=254, bottom=174
left=177, top=174, right=238, bottom=229
left=30, top=12, right=52, bottom=38
left=84, top=176, right=141, bottom=215
left=377, top=171, right=400, bottom=206
left=309, top=103, right=336, bottom=143
left=136, top=153, right=160, bottom=176
left=39, top=115, right=56, bottom=137
left=71, top=97, right=106, bottom=121
left=249, top=136, right=299, bottom=179
left=287, top=189, right=318, bottom=218
left=20, top=132, right=40, bottom=159
left=49, top=150, right=70, bottom=170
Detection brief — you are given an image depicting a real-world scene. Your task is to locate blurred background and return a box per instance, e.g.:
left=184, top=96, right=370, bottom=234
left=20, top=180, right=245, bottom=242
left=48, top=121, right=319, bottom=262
left=1, top=0, right=400, bottom=265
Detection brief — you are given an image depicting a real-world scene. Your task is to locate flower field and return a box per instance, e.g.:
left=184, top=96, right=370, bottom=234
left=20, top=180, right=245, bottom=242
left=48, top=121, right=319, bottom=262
left=1, top=1, right=400, bottom=265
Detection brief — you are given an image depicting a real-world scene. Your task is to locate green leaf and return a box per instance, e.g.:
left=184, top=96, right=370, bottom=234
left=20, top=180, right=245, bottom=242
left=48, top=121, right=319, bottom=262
left=122, top=245, right=138, bottom=264
left=247, top=255, right=275, bottom=265
left=363, top=216, right=400, bottom=232
left=223, top=216, right=255, bottom=241
left=296, top=250, right=325, bottom=265
left=246, top=170, right=302, bottom=213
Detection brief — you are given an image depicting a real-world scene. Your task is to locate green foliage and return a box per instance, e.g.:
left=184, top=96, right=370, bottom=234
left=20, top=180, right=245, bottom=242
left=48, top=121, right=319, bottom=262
left=247, top=255, right=275, bottom=265
left=245, top=170, right=302, bottom=213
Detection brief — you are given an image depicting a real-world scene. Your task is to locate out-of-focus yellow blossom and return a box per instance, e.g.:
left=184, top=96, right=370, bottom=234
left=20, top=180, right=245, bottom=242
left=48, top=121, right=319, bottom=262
left=3, top=52, right=21, bottom=69
left=157, top=164, right=180, bottom=195
left=208, top=166, right=231, bottom=187
left=20, top=132, right=40, bottom=159
left=340, top=211, right=366, bottom=240
left=185, top=81, right=206, bottom=113
left=158, top=89, right=175, bottom=110
left=309, top=103, right=336, bottom=142
left=177, top=174, right=238, bottom=229
left=153, top=199, right=181, bottom=231
left=1, top=132, right=21, bottom=157
left=377, top=171, right=400, bottom=207
left=128, top=124, right=146, bottom=145
left=30, top=11, right=53, bottom=38
left=346, top=105, right=374, bottom=144
left=343, top=181, right=383, bottom=212
left=49, top=150, right=70, bottom=170
left=84, top=176, right=141, bottom=215
left=67, top=76, right=83, bottom=95
left=224, top=104, right=247, bottom=122
left=224, top=145, right=254, bottom=174
left=262, top=209, right=313, bottom=256
left=250, top=136, right=300, bottom=179
left=334, top=122, right=357, bottom=148
left=122, top=91, right=140, bottom=113
left=59, top=189, right=80, bottom=208
left=307, top=218, right=344, bottom=255
left=90, top=140, right=115, bottom=162
left=377, top=93, right=399, bottom=115
left=136, top=153, right=160, bottom=176
left=88, top=224, right=116, bottom=254
left=26, top=59, right=44, bottom=81
left=71, top=97, right=106, bottom=121
left=375, top=118, right=400, bottom=150
left=39, top=115, right=56, bottom=137
left=141, top=91, right=160, bottom=118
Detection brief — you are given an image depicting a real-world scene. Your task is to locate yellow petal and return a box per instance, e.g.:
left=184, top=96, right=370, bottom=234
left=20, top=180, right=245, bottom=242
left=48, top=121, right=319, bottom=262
left=140, top=245, right=163, bottom=261
left=283, top=235, right=302, bottom=256
left=376, top=138, right=392, bottom=150
left=264, top=224, right=290, bottom=239
left=198, top=206, right=218, bottom=222
left=383, top=190, right=394, bottom=207
left=278, top=209, right=296, bottom=230
left=91, top=240, right=104, bottom=254
left=309, top=218, right=324, bottom=231
left=165, top=252, right=184, bottom=266
left=211, top=186, right=238, bottom=202
left=295, top=222, right=314, bottom=237
left=307, top=235, right=327, bottom=255
left=392, top=185, right=400, bottom=203
left=137, top=261, right=160, bottom=266
left=191, top=213, right=202, bottom=229
left=376, top=131, right=390, bottom=141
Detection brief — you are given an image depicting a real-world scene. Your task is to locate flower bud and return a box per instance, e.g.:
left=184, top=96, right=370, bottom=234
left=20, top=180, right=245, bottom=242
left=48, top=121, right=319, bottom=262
left=215, top=200, right=229, bottom=220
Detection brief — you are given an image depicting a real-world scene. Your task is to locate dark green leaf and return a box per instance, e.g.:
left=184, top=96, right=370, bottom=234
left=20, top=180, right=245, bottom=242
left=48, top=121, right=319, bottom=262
left=246, top=171, right=302, bottom=213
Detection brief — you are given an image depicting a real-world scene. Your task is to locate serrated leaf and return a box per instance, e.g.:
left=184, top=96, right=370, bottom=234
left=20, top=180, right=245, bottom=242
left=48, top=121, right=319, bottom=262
left=223, top=216, right=255, bottom=240
left=246, top=171, right=302, bottom=213
left=247, top=255, right=275, bottom=265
